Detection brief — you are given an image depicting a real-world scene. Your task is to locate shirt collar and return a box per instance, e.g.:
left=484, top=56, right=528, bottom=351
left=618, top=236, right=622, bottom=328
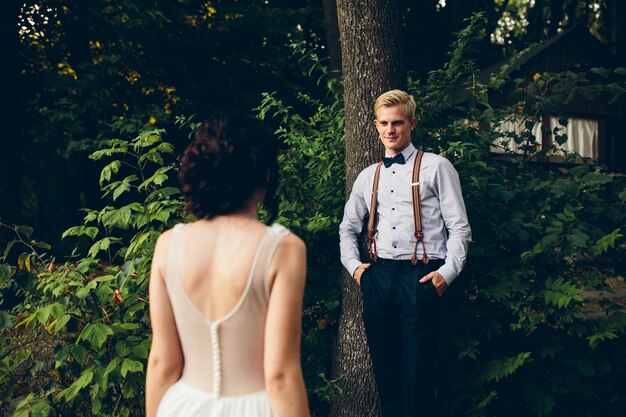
left=385, top=143, right=416, bottom=161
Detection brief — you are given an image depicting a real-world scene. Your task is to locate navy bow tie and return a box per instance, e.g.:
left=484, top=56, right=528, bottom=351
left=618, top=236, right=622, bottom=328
left=383, top=153, right=405, bottom=168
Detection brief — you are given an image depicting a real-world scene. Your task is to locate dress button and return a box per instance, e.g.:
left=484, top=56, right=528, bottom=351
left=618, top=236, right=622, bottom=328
left=393, top=245, right=397, bottom=248
left=393, top=227, right=396, bottom=229
left=391, top=190, right=394, bottom=193
left=392, top=208, right=395, bottom=211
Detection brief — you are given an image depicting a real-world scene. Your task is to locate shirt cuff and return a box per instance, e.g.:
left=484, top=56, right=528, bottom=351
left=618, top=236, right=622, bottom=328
left=347, top=259, right=363, bottom=278
left=437, top=263, right=458, bottom=286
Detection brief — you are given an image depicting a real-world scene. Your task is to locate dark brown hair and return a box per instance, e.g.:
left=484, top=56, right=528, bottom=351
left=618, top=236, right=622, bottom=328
left=179, top=116, right=278, bottom=222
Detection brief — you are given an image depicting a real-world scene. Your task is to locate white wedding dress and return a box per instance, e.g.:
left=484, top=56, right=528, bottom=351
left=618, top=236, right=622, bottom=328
left=156, top=223, right=290, bottom=417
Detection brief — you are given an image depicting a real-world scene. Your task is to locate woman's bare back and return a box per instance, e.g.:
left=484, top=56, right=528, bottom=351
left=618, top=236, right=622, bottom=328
left=178, top=217, right=269, bottom=322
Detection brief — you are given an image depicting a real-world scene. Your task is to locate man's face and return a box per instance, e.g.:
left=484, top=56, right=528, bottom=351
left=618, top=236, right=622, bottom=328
left=374, top=105, right=416, bottom=156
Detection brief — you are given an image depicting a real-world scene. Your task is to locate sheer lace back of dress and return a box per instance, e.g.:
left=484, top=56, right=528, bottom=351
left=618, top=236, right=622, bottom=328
left=165, top=223, right=289, bottom=397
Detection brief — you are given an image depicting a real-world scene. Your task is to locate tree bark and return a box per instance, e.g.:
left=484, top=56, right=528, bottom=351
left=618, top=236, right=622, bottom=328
left=331, top=1, right=406, bottom=416
left=604, top=0, right=626, bottom=59
left=524, top=0, right=547, bottom=43
left=0, top=1, right=25, bottom=226
left=322, top=0, right=342, bottom=74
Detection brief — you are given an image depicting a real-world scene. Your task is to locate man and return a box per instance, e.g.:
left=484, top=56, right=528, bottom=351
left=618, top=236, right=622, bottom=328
left=339, top=89, right=471, bottom=417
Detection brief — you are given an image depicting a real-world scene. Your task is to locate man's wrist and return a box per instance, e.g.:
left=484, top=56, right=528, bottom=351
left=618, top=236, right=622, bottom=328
left=437, top=263, right=457, bottom=285
left=347, top=259, right=362, bottom=278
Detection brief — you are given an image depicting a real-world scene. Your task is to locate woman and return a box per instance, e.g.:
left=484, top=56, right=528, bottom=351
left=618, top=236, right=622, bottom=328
left=146, top=116, right=310, bottom=417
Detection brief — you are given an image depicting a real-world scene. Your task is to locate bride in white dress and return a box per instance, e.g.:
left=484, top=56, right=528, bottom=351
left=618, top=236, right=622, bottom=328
left=146, top=117, right=310, bottom=417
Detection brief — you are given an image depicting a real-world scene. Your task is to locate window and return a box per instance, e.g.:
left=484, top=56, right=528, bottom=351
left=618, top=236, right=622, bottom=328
left=491, top=115, right=599, bottom=161
left=549, top=117, right=598, bottom=160
left=491, top=116, right=542, bottom=154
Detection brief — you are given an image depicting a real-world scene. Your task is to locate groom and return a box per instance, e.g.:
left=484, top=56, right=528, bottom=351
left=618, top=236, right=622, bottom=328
left=339, top=89, right=471, bottom=416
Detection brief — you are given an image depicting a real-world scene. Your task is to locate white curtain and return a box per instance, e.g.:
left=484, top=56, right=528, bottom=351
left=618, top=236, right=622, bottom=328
left=491, top=117, right=542, bottom=154
left=550, top=117, right=598, bottom=159
left=491, top=116, right=598, bottom=160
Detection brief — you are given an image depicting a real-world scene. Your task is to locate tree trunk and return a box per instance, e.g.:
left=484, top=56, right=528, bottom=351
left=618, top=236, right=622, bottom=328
left=548, top=0, right=566, bottom=37
left=331, top=1, right=406, bottom=416
left=605, top=0, right=626, bottom=58
left=0, top=1, right=25, bottom=226
left=524, top=0, right=547, bottom=43
left=322, top=0, right=342, bottom=74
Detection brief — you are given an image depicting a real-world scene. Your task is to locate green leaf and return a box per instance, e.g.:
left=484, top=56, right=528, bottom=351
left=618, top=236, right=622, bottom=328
left=0, top=311, right=14, bottom=330
left=92, top=398, right=102, bottom=414
left=120, top=358, right=144, bottom=377
left=78, top=323, right=114, bottom=349
left=567, top=228, right=589, bottom=248
left=544, top=277, right=583, bottom=309
left=87, top=241, right=100, bottom=258
left=2, top=240, right=16, bottom=260
left=16, top=225, right=34, bottom=239
left=105, top=357, right=122, bottom=376
left=36, top=305, right=52, bottom=325
left=84, top=226, right=99, bottom=240
left=590, top=67, right=610, bottom=78
left=113, top=180, right=131, bottom=201
left=100, top=160, right=121, bottom=186
left=76, top=280, right=98, bottom=299
left=13, top=393, right=54, bottom=417
left=100, top=237, right=111, bottom=251
left=0, top=264, right=15, bottom=281
left=33, top=240, right=52, bottom=250
left=131, top=344, right=150, bottom=360
left=55, top=370, right=94, bottom=402
left=126, top=232, right=151, bottom=257
left=588, top=330, right=618, bottom=349
left=54, top=343, right=71, bottom=362
left=592, top=228, right=623, bottom=255
left=84, top=210, right=97, bottom=223
left=482, top=352, right=532, bottom=382
left=74, top=345, right=88, bottom=366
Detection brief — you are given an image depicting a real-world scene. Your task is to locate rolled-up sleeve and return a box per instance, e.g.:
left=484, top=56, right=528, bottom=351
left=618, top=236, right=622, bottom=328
left=434, top=158, right=472, bottom=284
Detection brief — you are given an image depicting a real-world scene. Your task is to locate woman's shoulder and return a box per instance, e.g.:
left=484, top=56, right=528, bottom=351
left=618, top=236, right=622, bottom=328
left=269, top=223, right=306, bottom=253
left=268, top=223, right=290, bottom=237
left=154, top=223, right=190, bottom=252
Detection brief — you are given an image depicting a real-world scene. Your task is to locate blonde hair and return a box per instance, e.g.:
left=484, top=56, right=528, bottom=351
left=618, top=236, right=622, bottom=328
left=374, top=89, right=416, bottom=119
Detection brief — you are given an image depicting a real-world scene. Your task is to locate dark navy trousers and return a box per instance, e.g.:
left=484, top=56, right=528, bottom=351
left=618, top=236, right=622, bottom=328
left=360, top=258, right=444, bottom=417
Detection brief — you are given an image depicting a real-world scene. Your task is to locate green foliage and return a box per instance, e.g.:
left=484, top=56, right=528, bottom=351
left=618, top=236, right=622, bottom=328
left=2, top=12, right=626, bottom=417
left=0, top=125, right=185, bottom=416
left=5, top=0, right=326, bottom=252
left=0, top=45, right=344, bottom=415
left=256, top=42, right=345, bottom=412
left=408, top=13, right=626, bottom=417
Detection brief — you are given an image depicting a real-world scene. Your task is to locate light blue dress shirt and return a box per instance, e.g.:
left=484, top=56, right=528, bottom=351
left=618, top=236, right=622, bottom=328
left=339, top=143, right=471, bottom=284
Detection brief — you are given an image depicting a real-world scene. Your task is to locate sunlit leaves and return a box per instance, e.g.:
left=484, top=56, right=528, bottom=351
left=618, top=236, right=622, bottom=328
left=544, top=277, right=583, bottom=309
left=78, top=323, right=114, bottom=349
left=482, top=352, right=533, bottom=382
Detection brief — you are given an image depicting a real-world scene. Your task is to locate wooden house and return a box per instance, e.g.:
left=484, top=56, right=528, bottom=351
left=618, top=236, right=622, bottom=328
left=448, top=25, right=626, bottom=172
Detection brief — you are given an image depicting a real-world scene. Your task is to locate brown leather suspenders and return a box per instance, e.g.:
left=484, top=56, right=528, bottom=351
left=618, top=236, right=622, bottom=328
left=366, top=150, right=429, bottom=265
left=367, top=162, right=383, bottom=262
left=410, top=150, right=429, bottom=264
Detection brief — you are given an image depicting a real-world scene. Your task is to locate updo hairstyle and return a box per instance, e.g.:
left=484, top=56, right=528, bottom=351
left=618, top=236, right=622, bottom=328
left=179, top=116, right=278, bottom=221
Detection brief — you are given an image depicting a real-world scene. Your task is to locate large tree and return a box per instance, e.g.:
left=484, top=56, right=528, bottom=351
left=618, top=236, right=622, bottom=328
left=331, top=0, right=407, bottom=415
left=0, top=1, right=26, bottom=230
left=2, top=0, right=325, bottom=249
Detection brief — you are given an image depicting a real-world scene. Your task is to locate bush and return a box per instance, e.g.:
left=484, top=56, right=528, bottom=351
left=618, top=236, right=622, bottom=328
left=408, top=14, right=626, bottom=417
left=1, top=14, right=625, bottom=417
left=0, top=123, right=186, bottom=416
left=0, top=58, right=346, bottom=413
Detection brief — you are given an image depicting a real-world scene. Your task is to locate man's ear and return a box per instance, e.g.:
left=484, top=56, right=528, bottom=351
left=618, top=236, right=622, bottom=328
left=410, top=117, right=417, bottom=130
